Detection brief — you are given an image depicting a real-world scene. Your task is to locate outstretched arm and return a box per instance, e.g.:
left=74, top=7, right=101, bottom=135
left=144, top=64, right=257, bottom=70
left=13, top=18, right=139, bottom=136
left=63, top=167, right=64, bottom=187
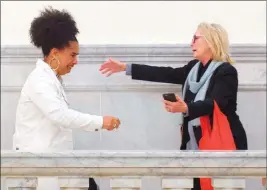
left=100, top=58, right=198, bottom=85
left=27, top=75, right=120, bottom=131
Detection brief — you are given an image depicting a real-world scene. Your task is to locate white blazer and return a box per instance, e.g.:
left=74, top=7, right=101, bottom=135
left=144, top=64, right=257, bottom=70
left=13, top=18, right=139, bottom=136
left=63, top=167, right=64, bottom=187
left=13, top=59, right=103, bottom=151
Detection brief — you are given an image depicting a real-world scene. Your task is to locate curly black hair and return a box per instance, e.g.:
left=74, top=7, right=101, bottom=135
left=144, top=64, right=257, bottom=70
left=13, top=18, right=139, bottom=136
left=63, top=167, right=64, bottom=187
left=29, top=6, right=79, bottom=56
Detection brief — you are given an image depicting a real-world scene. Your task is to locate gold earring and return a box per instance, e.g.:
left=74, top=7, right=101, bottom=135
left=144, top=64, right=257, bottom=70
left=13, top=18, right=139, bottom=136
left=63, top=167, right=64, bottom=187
left=49, top=57, right=60, bottom=71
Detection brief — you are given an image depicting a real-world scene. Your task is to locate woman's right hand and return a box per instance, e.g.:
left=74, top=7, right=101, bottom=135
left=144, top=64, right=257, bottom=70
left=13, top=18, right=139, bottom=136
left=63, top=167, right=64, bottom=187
left=102, top=116, right=121, bottom=131
left=99, top=58, right=126, bottom=77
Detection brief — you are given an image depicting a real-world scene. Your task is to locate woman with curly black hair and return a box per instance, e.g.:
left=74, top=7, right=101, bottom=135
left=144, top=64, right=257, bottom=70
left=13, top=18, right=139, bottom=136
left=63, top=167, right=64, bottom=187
left=13, top=6, right=118, bottom=190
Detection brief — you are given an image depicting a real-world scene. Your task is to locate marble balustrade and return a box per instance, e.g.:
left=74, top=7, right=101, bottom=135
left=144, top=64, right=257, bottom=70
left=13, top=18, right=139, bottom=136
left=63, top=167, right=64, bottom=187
left=1, top=150, right=266, bottom=190
left=1, top=44, right=266, bottom=189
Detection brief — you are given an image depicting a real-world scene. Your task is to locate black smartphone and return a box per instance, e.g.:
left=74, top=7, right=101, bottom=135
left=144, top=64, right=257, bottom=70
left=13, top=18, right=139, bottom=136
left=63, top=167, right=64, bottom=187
left=163, top=93, right=177, bottom=102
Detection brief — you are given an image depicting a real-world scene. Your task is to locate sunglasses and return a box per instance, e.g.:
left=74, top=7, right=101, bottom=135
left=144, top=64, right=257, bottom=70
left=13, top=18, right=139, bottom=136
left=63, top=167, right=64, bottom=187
left=192, top=35, right=204, bottom=43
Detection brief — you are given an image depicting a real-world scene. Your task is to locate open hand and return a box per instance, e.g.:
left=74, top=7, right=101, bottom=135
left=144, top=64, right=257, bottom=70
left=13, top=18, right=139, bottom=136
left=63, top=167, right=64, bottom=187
left=99, top=58, right=126, bottom=77
left=163, top=95, right=188, bottom=113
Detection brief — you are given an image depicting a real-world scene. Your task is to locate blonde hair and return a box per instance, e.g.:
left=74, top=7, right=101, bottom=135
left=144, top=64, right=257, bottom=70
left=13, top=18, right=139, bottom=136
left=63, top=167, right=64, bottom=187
left=197, top=22, right=234, bottom=64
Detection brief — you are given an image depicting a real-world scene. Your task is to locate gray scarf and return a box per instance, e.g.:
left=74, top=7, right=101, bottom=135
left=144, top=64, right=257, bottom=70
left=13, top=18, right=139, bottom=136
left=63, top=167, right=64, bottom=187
left=182, top=61, right=223, bottom=150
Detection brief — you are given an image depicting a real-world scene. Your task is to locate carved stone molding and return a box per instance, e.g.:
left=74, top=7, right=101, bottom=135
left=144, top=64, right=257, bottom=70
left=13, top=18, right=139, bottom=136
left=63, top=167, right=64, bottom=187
left=1, top=150, right=266, bottom=177
left=1, top=44, right=266, bottom=64
left=1, top=44, right=266, bottom=91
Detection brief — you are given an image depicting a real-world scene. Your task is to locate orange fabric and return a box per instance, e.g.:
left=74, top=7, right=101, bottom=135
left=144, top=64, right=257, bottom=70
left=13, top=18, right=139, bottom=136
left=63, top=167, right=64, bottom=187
left=262, top=178, right=266, bottom=186
left=199, top=100, right=236, bottom=190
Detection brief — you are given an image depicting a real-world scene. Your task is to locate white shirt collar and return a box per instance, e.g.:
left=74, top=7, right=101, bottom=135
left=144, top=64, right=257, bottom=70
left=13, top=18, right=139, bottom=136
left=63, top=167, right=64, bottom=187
left=36, top=59, right=63, bottom=84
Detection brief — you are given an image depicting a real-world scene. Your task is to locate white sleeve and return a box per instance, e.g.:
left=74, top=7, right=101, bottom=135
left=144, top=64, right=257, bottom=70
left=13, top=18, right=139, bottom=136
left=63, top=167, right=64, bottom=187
left=27, top=75, right=103, bottom=131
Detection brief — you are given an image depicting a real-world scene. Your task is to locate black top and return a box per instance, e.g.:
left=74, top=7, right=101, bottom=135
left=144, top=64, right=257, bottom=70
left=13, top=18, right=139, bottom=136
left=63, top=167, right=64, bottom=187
left=131, top=59, right=248, bottom=150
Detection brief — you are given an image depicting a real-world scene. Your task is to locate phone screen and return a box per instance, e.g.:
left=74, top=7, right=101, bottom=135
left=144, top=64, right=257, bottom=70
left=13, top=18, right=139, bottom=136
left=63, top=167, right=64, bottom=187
left=163, top=93, right=177, bottom=102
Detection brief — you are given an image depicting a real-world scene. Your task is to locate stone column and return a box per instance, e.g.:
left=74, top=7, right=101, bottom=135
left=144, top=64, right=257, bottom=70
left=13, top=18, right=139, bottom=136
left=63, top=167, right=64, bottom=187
left=4, top=177, right=37, bottom=190
left=110, top=177, right=141, bottom=190
left=212, top=178, right=246, bottom=190
left=162, top=178, right=193, bottom=190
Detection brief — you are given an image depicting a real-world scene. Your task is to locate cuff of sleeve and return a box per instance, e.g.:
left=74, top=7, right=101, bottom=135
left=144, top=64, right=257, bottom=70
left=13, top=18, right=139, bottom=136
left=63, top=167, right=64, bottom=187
left=183, top=109, right=189, bottom=117
left=126, top=64, right=132, bottom=75
left=183, top=103, right=191, bottom=117
left=89, top=115, right=103, bottom=131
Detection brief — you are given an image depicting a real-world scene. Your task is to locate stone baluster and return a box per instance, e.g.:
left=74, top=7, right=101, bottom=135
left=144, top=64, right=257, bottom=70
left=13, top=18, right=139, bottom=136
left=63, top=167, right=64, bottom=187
left=4, top=177, right=37, bottom=190
left=4, top=176, right=92, bottom=190
left=162, top=178, right=193, bottom=190
left=1, top=177, right=7, bottom=190
left=110, top=177, right=141, bottom=190
left=59, top=176, right=88, bottom=190
left=212, top=178, right=246, bottom=190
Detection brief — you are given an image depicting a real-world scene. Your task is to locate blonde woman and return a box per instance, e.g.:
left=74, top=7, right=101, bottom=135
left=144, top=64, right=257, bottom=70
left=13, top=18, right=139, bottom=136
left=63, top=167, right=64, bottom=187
left=100, top=22, right=248, bottom=190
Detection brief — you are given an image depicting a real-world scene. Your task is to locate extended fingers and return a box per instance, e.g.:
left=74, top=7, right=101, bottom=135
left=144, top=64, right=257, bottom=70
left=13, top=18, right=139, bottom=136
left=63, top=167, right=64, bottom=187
left=164, top=104, right=174, bottom=112
left=99, top=61, right=110, bottom=71
left=112, top=118, right=120, bottom=129
left=163, top=100, right=174, bottom=106
left=100, top=66, right=114, bottom=76
left=100, top=68, right=110, bottom=74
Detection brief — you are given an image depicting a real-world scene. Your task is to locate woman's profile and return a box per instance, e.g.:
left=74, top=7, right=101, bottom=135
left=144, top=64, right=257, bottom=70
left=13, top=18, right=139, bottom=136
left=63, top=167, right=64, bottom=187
left=13, top=6, right=119, bottom=190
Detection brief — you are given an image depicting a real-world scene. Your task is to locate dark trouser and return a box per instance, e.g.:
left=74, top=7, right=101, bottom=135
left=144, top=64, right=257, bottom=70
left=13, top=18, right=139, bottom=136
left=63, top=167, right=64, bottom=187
left=192, top=178, right=201, bottom=190
left=88, top=177, right=99, bottom=190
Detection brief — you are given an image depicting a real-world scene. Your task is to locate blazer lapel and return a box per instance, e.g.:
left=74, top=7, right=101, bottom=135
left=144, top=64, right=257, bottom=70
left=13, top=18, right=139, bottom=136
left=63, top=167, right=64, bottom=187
left=36, top=59, right=69, bottom=105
